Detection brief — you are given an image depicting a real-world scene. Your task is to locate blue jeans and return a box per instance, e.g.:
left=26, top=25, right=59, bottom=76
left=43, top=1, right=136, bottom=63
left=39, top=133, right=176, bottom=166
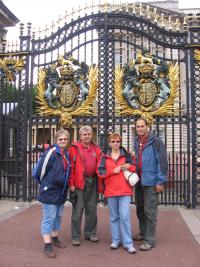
left=107, top=196, right=133, bottom=248
left=41, top=203, right=64, bottom=235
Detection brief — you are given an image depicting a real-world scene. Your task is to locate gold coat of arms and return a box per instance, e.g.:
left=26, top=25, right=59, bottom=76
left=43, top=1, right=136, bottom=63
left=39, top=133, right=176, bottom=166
left=36, top=56, right=98, bottom=125
left=115, top=49, right=179, bottom=124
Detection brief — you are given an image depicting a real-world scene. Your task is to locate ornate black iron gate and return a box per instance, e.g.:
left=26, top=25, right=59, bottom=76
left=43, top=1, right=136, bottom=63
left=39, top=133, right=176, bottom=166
left=0, top=3, right=200, bottom=207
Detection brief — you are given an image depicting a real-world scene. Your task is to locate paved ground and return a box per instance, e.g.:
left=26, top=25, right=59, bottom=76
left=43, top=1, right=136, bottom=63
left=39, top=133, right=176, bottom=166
left=178, top=206, right=200, bottom=245
left=0, top=200, right=35, bottom=222
left=0, top=201, right=200, bottom=267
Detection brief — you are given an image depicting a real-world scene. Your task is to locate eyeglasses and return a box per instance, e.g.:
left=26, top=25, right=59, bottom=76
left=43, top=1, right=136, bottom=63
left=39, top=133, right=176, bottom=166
left=110, top=140, right=120, bottom=143
left=58, top=138, right=68, bottom=141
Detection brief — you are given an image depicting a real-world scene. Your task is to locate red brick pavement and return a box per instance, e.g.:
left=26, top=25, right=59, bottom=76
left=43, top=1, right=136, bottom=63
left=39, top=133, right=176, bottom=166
left=0, top=204, right=199, bottom=267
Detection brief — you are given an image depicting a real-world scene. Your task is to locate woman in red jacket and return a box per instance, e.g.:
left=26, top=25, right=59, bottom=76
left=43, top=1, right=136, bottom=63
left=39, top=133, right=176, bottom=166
left=97, top=133, right=136, bottom=254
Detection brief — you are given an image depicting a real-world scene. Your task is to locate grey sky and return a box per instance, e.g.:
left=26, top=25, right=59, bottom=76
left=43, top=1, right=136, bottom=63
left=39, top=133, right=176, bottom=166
left=4, top=0, right=200, bottom=41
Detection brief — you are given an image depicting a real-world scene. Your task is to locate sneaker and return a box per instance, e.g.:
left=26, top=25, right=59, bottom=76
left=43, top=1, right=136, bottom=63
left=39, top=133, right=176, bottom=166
left=44, top=243, right=56, bottom=258
left=139, top=243, right=154, bottom=251
left=72, top=239, right=81, bottom=246
left=52, top=238, right=66, bottom=248
left=133, top=233, right=144, bottom=241
left=126, top=246, right=136, bottom=254
left=110, top=242, right=121, bottom=250
left=85, top=235, right=99, bottom=242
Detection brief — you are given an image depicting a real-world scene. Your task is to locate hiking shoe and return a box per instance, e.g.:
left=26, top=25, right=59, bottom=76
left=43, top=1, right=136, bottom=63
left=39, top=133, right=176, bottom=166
left=72, top=239, right=81, bottom=246
left=52, top=238, right=66, bottom=248
left=125, top=246, right=136, bottom=254
left=44, top=243, right=56, bottom=258
left=139, top=243, right=154, bottom=251
left=133, top=233, right=144, bottom=241
left=110, top=242, right=121, bottom=250
left=85, top=235, right=99, bottom=242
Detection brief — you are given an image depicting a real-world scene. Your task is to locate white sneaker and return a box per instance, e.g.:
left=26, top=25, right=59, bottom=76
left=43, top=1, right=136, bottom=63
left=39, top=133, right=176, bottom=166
left=126, top=246, right=136, bottom=254
left=110, top=242, right=120, bottom=250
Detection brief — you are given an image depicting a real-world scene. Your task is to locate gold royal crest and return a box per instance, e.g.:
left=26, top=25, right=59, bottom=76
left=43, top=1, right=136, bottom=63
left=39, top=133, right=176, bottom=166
left=36, top=56, right=98, bottom=126
left=115, top=50, right=179, bottom=125
left=58, top=80, right=79, bottom=108
left=138, top=81, right=158, bottom=107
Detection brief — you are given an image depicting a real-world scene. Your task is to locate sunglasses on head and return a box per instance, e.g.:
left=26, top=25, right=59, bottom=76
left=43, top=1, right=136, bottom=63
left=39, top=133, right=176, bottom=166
left=110, top=140, right=120, bottom=143
left=58, top=138, right=68, bottom=141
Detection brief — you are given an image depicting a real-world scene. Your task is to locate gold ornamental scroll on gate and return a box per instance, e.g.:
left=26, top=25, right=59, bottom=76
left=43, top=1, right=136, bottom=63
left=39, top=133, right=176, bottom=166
left=194, top=49, right=200, bottom=63
left=0, top=56, right=25, bottom=81
left=36, top=56, right=98, bottom=126
left=115, top=50, right=179, bottom=125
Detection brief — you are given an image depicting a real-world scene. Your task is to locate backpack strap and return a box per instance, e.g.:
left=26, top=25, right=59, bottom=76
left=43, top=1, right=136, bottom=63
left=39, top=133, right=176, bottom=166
left=98, top=155, right=107, bottom=176
left=40, top=147, right=56, bottom=181
left=61, top=151, right=71, bottom=196
left=71, top=144, right=86, bottom=175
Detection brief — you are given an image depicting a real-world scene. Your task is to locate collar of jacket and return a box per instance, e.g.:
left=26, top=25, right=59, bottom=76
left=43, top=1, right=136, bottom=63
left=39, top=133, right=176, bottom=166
left=135, top=132, right=157, bottom=147
left=53, top=143, right=68, bottom=155
left=104, top=147, right=127, bottom=157
left=71, top=141, right=100, bottom=149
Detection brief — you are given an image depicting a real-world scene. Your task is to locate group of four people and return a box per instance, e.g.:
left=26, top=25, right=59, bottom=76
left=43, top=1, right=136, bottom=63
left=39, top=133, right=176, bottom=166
left=35, top=118, right=168, bottom=258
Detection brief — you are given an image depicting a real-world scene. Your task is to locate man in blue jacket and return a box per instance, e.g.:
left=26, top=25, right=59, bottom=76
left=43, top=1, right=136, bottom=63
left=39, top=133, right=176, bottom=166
left=134, top=118, right=168, bottom=251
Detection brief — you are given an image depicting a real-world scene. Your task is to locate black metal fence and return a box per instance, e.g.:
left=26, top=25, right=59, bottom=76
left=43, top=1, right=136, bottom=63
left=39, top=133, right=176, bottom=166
left=0, top=3, right=200, bottom=207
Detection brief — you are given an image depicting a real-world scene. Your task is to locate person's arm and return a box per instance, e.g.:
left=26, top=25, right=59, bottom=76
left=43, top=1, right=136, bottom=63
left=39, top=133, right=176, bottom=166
left=34, top=149, right=54, bottom=180
left=155, top=155, right=167, bottom=184
left=155, top=139, right=168, bottom=191
left=97, top=156, right=119, bottom=179
left=121, top=163, right=136, bottom=173
left=97, top=156, right=119, bottom=194
left=68, top=147, right=76, bottom=191
left=44, top=152, right=56, bottom=173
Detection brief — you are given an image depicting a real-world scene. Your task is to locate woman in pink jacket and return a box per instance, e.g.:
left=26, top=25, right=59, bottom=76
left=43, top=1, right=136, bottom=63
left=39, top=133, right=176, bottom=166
left=97, top=133, right=136, bottom=254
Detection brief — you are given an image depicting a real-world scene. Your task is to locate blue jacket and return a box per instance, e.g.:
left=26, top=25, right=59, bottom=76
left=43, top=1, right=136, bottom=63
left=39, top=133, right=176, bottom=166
left=134, top=133, right=168, bottom=186
left=36, top=144, right=70, bottom=204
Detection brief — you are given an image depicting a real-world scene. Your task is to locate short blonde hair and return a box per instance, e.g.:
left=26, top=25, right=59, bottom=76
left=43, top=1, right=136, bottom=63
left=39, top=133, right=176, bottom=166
left=108, top=132, right=122, bottom=143
left=54, top=129, right=69, bottom=142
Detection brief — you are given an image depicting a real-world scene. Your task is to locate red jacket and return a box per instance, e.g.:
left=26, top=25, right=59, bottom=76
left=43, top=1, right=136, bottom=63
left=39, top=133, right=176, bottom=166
left=69, top=141, right=101, bottom=190
left=97, top=151, right=136, bottom=198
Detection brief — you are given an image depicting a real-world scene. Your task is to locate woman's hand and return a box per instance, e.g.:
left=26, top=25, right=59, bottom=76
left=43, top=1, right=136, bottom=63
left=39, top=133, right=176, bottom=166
left=121, top=163, right=130, bottom=171
left=114, top=166, right=121, bottom=173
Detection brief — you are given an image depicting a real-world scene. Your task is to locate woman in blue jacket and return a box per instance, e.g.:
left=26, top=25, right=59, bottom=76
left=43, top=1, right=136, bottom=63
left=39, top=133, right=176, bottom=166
left=35, top=129, right=70, bottom=258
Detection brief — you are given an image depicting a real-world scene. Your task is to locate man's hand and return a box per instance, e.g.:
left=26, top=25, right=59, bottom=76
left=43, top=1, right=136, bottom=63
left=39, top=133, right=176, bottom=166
left=156, top=184, right=164, bottom=193
left=69, top=186, right=75, bottom=192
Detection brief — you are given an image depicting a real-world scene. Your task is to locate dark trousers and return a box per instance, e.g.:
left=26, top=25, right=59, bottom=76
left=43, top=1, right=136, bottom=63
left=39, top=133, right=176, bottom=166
left=135, top=183, right=158, bottom=246
left=71, top=177, right=97, bottom=240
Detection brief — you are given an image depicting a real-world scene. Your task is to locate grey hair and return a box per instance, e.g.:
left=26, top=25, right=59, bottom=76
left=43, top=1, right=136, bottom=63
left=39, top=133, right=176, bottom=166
left=54, top=129, right=69, bottom=142
left=79, top=126, right=93, bottom=136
